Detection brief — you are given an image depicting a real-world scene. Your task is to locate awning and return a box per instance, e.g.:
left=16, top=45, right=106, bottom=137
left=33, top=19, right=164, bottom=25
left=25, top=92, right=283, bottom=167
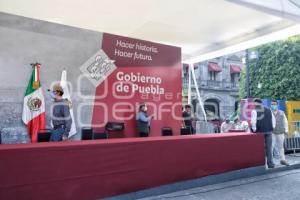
left=230, top=65, right=241, bottom=74
left=208, top=62, right=222, bottom=72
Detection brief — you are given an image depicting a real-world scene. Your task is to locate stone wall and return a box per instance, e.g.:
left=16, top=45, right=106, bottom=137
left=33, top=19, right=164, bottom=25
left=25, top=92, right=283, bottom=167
left=0, top=12, right=102, bottom=140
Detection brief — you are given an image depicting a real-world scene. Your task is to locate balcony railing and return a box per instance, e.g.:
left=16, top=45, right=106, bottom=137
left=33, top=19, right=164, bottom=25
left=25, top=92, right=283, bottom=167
left=182, top=78, right=239, bottom=91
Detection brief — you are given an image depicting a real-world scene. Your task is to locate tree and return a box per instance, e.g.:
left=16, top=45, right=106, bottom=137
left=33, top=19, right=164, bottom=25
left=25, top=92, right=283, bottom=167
left=239, top=35, right=300, bottom=100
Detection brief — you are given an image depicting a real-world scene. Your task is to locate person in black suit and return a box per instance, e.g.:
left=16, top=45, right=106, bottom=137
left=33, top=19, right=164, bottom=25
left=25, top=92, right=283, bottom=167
left=182, top=105, right=194, bottom=134
left=251, top=98, right=276, bottom=168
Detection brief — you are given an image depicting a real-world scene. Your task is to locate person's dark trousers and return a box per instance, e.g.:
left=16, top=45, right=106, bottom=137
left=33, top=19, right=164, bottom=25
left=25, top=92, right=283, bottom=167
left=187, top=126, right=195, bottom=134
left=50, top=127, right=64, bottom=141
left=139, top=132, right=149, bottom=137
left=264, top=132, right=275, bottom=168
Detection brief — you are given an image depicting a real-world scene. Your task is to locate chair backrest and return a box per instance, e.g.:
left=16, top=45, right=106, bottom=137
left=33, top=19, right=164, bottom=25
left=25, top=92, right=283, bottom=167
left=93, top=132, right=108, bottom=140
left=81, top=127, right=93, bottom=140
left=38, top=129, right=52, bottom=142
left=105, top=122, right=124, bottom=131
left=162, top=127, right=173, bottom=136
left=180, top=127, right=192, bottom=135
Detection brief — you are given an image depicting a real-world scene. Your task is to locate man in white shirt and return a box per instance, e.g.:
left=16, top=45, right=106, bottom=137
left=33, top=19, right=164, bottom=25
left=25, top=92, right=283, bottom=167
left=251, top=98, right=276, bottom=169
left=220, top=118, right=233, bottom=133
left=271, top=100, right=289, bottom=166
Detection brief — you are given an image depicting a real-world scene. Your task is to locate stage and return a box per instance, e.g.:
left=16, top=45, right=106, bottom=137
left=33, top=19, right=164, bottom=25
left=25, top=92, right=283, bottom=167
left=0, top=133, right=265, bottom=200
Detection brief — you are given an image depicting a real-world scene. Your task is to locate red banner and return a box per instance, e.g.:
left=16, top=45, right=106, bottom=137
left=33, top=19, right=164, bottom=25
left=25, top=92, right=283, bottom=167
left=92, top=33, right=182, bottom=137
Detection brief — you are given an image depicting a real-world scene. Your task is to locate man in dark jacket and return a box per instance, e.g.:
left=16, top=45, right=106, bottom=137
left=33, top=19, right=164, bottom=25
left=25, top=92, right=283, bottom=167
left=136, top=103, right=152, bottom=137
left=49, top=84, right=72, bottom=141
left=251, top=98, right=276, bottom=168
left=182, top=105, right=194, bottom=134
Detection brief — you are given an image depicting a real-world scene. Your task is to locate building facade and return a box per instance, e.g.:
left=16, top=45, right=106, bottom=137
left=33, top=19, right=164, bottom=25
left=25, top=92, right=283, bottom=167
left=183, top=54, right=243, bottom=121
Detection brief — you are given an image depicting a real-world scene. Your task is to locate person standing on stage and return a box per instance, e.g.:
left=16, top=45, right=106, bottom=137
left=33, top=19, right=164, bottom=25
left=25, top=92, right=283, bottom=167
left=271, top=100, right=289, bottom=166
left=182, top=105, right=194, bottom=134
left=137, top=102, right=152, bottom=137
left=49, top=84, right=72, bottom=141
left=251, top=98, right=276, bottom=168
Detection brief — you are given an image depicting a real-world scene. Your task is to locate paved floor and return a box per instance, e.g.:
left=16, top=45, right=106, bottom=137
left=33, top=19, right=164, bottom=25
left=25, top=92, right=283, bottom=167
left=138, top=154, right=300, bottom=200
left=140, top=168, right=300, bottom=200
left=106, top=153, right=300, bottom=200
left=274, top=153, right=300, bottom=167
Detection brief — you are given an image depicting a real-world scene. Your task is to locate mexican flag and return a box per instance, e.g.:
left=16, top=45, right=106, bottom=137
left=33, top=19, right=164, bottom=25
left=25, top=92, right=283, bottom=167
left=22, top=63, right=46, bottom=142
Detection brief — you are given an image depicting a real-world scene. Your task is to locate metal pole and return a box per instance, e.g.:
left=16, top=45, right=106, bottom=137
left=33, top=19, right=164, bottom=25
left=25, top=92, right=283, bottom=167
left=188, top=64, right=192, bottom=105
left=190, top=63, right=207, bottom=122
left=245, top=49, right=250, bottom=98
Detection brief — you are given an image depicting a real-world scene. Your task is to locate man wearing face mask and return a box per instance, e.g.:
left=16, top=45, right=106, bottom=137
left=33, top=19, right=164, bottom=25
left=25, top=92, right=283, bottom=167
left=49, top=84, right=72, bottom=141
left=271, top=100, right=289, bottom=166
left=136, top=102, right=153, bottom=137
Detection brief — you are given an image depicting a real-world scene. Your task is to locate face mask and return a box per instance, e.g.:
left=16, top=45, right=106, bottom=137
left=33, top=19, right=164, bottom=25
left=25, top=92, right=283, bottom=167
left=144, top=106, right=148, bottom=112
left=271, top=105, right=278, bottom=111
left=49, top=91, right=56, bottom=99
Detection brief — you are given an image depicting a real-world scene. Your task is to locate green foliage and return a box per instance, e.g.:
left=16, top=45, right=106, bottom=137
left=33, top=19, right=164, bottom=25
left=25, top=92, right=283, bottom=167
left=239, top=67, right=246, bottom=99
left=239, top=35, right=300, bottom=100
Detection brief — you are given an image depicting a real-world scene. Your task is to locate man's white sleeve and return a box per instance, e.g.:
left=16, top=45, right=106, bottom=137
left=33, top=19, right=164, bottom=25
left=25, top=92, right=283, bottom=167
left=272, top=112, right=276, bottom=129
left=251, top=110, right=257, bottom=132
left=283, top=112, right=288, bottom=133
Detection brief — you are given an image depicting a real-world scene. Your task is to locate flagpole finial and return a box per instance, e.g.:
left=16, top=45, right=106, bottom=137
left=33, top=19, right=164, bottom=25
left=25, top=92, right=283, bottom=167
left=30, top=62, right=41, bottom=89
left=30, top=62, right=41, bottom=68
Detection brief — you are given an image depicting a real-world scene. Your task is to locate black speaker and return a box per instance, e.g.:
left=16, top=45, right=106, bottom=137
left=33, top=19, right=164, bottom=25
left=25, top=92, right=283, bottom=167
left=105, top=122, right=124, bottom=131
left=38, top=129, right=52, bottom=142
left=81, top=127, right=93, bottom=140
left=93, top=132, right=108, bottom=140
left=162, top=127, right=173, bottom=136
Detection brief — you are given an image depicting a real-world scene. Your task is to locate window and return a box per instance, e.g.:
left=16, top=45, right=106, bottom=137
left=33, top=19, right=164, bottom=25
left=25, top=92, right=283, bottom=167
left=209, top=71, right=217, bottom=81
left=231, top=73, right=235, bottom=83
left=231, top=73, right=240, bottom=87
